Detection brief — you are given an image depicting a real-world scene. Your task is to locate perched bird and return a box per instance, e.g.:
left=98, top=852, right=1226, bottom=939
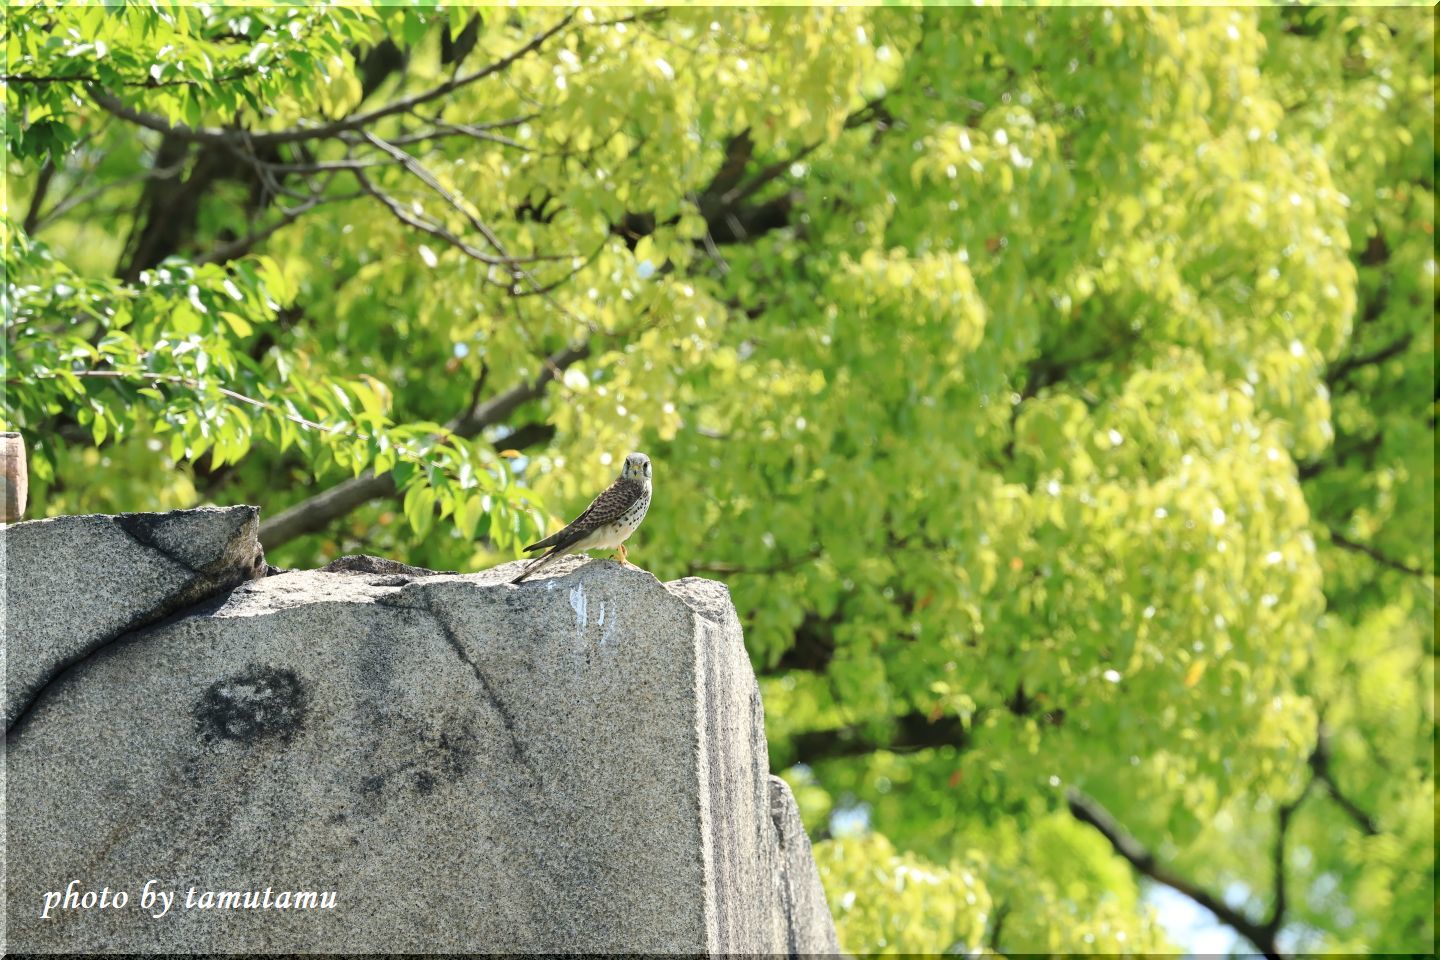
left=511, top=452, right=652, bottom=584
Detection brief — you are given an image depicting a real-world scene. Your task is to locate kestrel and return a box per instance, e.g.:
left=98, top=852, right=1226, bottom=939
left=510, top=452, right=653, bottom=584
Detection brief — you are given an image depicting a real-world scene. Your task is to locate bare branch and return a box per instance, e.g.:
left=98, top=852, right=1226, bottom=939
left=266, top=13, right=573, bottom=146
left=448, top=342, right=590, bottom=437
left=350, top=167, right=529, bottom=273
left=258, top=341, right=590, bottom=548
left=195, top=190, right=364, bottom=265
left=788, top=710, right=970, bottom=765
left=63, top=370, right=337, bottom=436
left=359, top=130, right=566, bottom=281
left=1067, top=790, right=1285, bottom=960
left=7, top=68, right=258, bottom=88
left=256, top=471, right=398, bottom=549
left=370, top=116, right=538, bottom=152
left=86, top=14, right=573, bottom=148
left=261, top=157, right=398, bottom=174
left=357, top=132, right=595, bottom=329
left=33, top=158, right=189, bottom=231
left=719, top=140, right=822, bottom=208
left=1265, top=778, right=1314, bottom=939
left=375, top=113, right=539, bottom=147
left=86, top=89, right=245, bottom=147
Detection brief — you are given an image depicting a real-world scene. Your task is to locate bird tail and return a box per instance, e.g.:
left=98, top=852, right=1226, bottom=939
left=511, top=548, right=563, bottom=584
left=523, top=530, right=562, bottom=553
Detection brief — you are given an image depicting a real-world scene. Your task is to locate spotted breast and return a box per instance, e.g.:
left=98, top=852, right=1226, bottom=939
left=602, top=486, right=650, bottom=546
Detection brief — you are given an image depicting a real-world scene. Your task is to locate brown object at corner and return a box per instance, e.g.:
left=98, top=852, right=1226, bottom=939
left=1, top=431, right=27, bottom=522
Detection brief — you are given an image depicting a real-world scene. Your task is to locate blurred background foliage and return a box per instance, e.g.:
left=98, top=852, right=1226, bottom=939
left=4, top=4, right=1433, bottom=954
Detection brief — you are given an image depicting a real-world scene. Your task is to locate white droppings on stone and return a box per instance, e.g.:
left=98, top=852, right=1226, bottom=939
left=569, top=583, right=587, bottom=637
left=601, top=603, right=618, bottom=648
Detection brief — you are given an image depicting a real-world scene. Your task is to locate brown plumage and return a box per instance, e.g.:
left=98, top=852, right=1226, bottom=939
left=511, top=453, right=653, bottom=584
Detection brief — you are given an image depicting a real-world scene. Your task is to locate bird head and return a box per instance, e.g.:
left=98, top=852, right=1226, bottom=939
left=621, top=452, right=652, bottom=481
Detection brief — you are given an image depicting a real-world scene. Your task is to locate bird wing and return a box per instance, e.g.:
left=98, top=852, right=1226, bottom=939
left=523, top=477, right=643, bottom=553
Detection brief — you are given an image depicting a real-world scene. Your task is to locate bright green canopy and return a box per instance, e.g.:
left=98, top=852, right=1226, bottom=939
left=5, top=5, right=1433, bottom=953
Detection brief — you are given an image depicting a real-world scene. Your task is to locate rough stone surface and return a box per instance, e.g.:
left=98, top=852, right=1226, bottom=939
left=770, top=776, right=844, bottom=955
left=318, top=554, right=450, bottom=577
left=6, top=542, right=840, bottom=953
left=1, top=506, right=265, bottom=729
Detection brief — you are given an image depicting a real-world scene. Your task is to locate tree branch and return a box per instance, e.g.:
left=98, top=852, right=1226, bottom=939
left=1264, top=777, right=1313, bottom=940
left=86, top=14, right=573, bottom=148
left=350, top=167, right=562, bottom=276
left=350, top=167, right=510, bottom=270
left=1308, top=729, right=1380, bottom=836
left=1067, top=790, right=1285, bottom=960
left=1327, top=528, right=1431, bottom=578
left=196, top=189, right=363, bottom=265
left=258, top=341, right=589, bottom=549
left=61, top=370, right=337, bottom=436
left=1325, top=333, right=1413, bottom=386
left=357, top=131, right=559, bottom=274
left=786, top=710, right=970, bottom=766
left=618, top=95, right=893, bottom=253
left=371, top=112, right=538, bottom=147
left=6, top=68, right=258, bottom=88
left=687, top=545, right=823, bottom=576
left=22, top=159, right=56, bottom=235
left=32, top=157, right=189, bottom=232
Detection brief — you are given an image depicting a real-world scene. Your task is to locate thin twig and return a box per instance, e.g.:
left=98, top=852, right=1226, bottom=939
left=86, top=14, right=574, bottom=148
left=401, top=112, right=538, bottom=137
left=358, top=132, right=592, bottom=328
left=61, top=370, right=337, bottom=435
left=195, top=190, right=364, bottom=264
left=34, top=158, right=189, bottom=231
left=351, top=166, right=530, bottom=273
left=259, top=340, right=592, bottom=547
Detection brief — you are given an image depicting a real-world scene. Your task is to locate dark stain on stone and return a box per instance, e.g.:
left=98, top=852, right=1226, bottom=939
left=6, top=507, right=265, bottom=737
left=193, top=664, right=308, bottom=747
left=114, top=512, right=204, bottom=577
left=419, top=597, right=541, bottom=789
left=354, top=717, right=477, bottom=808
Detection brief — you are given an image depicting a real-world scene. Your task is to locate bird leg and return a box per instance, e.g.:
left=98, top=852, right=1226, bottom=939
left=614, top=543, right=631, bottom=566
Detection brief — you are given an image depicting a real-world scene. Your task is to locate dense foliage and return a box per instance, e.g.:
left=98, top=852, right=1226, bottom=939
left=5, top=5, right=1433, bottom=954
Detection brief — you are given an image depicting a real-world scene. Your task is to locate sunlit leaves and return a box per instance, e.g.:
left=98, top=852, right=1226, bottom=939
left=3, top=222, right=538, bottom=544
left=815, top=832, right=993, bottom=954
left=4, top=3, right=386, bottom=161
left=3, top=4, right=1432, bottom=956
